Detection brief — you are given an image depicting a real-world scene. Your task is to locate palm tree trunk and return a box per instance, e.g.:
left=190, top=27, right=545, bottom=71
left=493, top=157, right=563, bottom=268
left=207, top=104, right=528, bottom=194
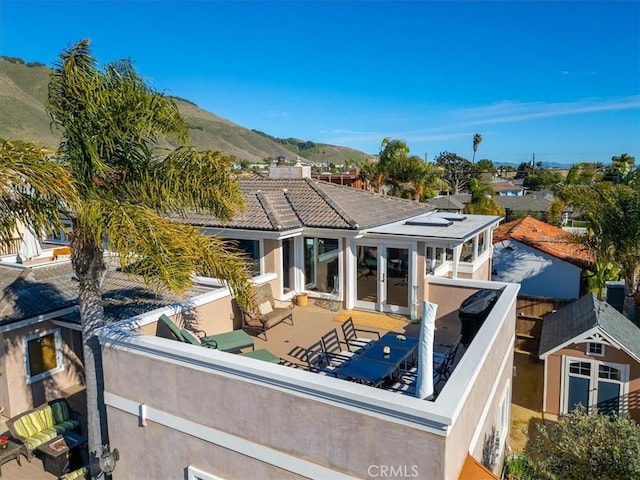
left=73, top=238, right=109, bottom=478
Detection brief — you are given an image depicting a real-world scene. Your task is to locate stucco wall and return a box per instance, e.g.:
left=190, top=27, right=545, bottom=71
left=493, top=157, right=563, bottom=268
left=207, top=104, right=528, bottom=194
left=492, top=240, right=582, bottom=299
left=440, top=296, right=515, bottom=478
left=544, top=344, right=640, bottom=422
left=2, top=322, right=83, bottom=416
left=102, top=346, right=447, bottom=479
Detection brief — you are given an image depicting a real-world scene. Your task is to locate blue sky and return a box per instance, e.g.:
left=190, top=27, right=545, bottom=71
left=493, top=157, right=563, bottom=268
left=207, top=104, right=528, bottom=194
left=2, top=1, right=639, bottom=166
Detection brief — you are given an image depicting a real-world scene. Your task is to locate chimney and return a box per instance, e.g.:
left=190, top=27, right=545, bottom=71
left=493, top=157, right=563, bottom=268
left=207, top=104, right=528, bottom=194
left=269, top=156, right=311, bottom=179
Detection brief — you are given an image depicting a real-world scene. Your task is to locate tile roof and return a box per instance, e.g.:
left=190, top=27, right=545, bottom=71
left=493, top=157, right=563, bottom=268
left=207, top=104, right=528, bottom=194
left=493, top=216, right=594, bottom=270
left=539, top=293, right=640, bottom=362
left=0, top=262, right=213, bottom=326
left=174, top=178, right=434, bottom=231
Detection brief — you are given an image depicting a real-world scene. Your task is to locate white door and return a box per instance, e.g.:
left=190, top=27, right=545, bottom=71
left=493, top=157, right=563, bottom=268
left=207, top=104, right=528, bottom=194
left=562, top=356, right=628, bottom=416
left=354, top=243, right=413, bottom=314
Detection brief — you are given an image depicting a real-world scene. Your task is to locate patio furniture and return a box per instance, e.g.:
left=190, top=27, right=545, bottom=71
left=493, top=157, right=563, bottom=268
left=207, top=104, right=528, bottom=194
left=304, top=341, right=340, bottom=376
left=337, top=357, right=398, bottom=387
left=35, top=431, right=86, bottom=477
left=239, top=283, right=294, bottom=340
left=159, top=314, right=255, bottom=352
left=341, top=317, right=380, bottom=352
left=238, top=348, right=282, bottom=364
left=179, top=328, right=255, bottom=352
left=6, top=398, right=81, bottom=461
left=0, top=437, right=25, bottom=476
left=320, top=329, right=356, bottom=365
left=435, top=335, right=462, bottom=380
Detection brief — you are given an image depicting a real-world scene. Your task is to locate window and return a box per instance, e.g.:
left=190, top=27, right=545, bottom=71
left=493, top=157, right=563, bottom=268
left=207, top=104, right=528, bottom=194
left=460, top=239, right=474, bottom=262
left=228, top=239, right=261, bottom=276
left=24, top=329, right=63, bottom=383
left=587, top=342, right=604, bottom=356
left=304, top=237, right=339, bottom=293
left=45, top=220, right=73, bottom=244
left=569, top=361, right=591, bottom=376
left=187, top=466, right=225, bottom=480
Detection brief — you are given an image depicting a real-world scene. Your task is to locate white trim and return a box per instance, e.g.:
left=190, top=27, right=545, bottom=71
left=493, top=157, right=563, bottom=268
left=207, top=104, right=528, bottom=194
left=560, top=355, right=629, bottom=416
left=587, top=342, right=605, bottom=357
left=187, top=466, right=225, bottom=480
left=98, top=331, right=452, bottom=433
left=24, top=327, right=64, bottom=384
left=539, top=326, right=640, bottom=363
left=104, top=392, right=359, bottom=480
left=0, top=306, right=79, bottom=334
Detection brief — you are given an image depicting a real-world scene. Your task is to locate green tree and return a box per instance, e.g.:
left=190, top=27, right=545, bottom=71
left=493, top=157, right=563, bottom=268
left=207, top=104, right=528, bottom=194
left=476, top=158, right=494, bottom=174
left=463, top=178, right=505, bottom=216
left=472, top=133, right=482, bottom=163
left=523, top=168, right=564, bottom=191
left=434, top=151, right=477, bottom=193
left=559, top=177, right=640, bottom=320
left=0, top=140, right=77, bottom=246
left=47, top=40, right=255, bottom=476
left=526, top=406, right=640, bottom=480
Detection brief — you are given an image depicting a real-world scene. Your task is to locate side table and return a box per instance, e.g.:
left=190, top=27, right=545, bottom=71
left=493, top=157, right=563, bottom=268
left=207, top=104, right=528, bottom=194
left=0, top=439, right=24, bottom=477
left=35, top=432, right=86, bottom=477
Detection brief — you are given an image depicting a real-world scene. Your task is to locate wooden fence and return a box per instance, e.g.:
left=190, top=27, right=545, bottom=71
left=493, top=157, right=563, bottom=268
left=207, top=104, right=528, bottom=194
left=515, top=296, right=571, bottom=355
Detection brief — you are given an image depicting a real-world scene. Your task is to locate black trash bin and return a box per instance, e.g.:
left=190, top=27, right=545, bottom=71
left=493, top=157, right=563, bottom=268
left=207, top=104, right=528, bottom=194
left=459, top=289, right=500, bottom=346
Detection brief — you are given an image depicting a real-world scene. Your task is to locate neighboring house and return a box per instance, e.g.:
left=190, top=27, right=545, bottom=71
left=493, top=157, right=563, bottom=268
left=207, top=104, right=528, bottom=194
left=490, top=181, right=526, bottom=197
left=539, top=293, right=640, bottom=422
left=311, top=168, right=371, bottom=191
left=492, top=216, right=594, bottom=300
left=0, top=253, right=215, bottom=417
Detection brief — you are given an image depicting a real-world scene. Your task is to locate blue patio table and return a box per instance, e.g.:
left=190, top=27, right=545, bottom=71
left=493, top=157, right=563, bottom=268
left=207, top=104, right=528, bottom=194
left=336, top=357, right=398, bottom=387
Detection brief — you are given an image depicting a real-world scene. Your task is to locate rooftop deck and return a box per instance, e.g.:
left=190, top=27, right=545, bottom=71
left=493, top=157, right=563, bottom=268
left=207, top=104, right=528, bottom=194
left=0, top=296, right=467, bottom=479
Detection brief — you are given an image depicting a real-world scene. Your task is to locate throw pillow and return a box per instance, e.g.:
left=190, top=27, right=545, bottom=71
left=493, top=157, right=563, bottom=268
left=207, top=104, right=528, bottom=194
left=258, top=301, right=273, bottom=315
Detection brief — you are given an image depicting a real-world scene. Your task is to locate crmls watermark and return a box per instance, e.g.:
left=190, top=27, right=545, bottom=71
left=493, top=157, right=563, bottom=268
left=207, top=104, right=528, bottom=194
left=367, top=465, right=419, bottom=478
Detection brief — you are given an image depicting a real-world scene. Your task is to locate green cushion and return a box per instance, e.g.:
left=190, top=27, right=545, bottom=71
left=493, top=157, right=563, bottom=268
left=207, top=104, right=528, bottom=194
left=159, top=314, right=184, bottom=341
left=240, top=348, right=281, bottom=364
left=60, top=466, right=89, bottom=480
left=55, top=419, right=80, bottom=434
left=13, top=406, right=53, bottom=439
left=50, top=399, right=70, bottom=424
left=24, top=427, right=58, bottom=451
left=201, top=330, right=254, bottom=352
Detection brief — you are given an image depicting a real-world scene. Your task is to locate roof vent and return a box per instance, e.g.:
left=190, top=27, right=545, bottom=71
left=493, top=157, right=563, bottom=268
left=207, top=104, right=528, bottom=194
left=440, top=213, right=467, bottom=221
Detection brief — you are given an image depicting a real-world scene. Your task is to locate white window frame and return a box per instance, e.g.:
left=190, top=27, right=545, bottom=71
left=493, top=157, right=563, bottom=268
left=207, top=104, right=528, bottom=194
left=586, top=342, right=605, bottom=357
left=560, top=355, right=629, bottom=416
left=44, top=220, right=73, bottom=245
left=24, top=328, right=64, bottom=384
left=187, top=466, right=225, bottom=480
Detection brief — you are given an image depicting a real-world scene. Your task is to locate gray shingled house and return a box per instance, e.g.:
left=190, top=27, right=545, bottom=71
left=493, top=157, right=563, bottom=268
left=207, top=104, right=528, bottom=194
left=539, top=293, right=640, bottom=422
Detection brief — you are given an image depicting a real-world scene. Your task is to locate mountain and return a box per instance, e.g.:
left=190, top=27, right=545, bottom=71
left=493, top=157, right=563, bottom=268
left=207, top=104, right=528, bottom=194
left=0, top=56, right=371, bottom=164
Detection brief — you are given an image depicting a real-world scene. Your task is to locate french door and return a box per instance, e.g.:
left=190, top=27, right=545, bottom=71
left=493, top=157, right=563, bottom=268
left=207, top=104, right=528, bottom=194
left=354, top=243, right=413, bottom=314
left=562, top=356, right=628, bottom=416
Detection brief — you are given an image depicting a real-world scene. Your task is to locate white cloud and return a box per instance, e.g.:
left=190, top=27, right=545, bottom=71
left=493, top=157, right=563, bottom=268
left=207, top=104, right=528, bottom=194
left=452, top=96, right=640, bottom=126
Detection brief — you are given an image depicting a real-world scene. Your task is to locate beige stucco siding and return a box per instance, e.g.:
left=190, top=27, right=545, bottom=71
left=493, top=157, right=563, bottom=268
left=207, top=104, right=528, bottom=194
left=544, top=344, right=640, bottom=423
left=2, top=322, right=83, bottom=416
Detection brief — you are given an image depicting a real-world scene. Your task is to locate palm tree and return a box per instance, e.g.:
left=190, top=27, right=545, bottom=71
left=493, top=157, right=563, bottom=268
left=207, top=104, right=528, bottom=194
left=0, top=140, right=76, bottom=247
left=46, top=40, right=255, bottom=477
left=472, top=133, right=483, bottom=163
left=560, top=180, right=640, bottom=321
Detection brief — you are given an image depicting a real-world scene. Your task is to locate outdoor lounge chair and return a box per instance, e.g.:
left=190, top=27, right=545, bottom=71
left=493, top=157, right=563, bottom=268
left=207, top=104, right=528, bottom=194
left=341, top=317, right=380, bottom=352
left=180, top=328, right=279, bottom=363
left=238, top=283, right=294, bottom=340
left=159, top=314, right=254, bottom=352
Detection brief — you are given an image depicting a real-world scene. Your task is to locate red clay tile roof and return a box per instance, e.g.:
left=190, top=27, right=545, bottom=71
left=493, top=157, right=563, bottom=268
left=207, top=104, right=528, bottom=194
left=493, top=216, right=594, bottom=270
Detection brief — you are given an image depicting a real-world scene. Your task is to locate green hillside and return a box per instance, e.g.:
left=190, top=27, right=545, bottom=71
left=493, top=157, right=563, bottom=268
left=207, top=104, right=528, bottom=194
left=0, top=56, right=371, bottom=164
